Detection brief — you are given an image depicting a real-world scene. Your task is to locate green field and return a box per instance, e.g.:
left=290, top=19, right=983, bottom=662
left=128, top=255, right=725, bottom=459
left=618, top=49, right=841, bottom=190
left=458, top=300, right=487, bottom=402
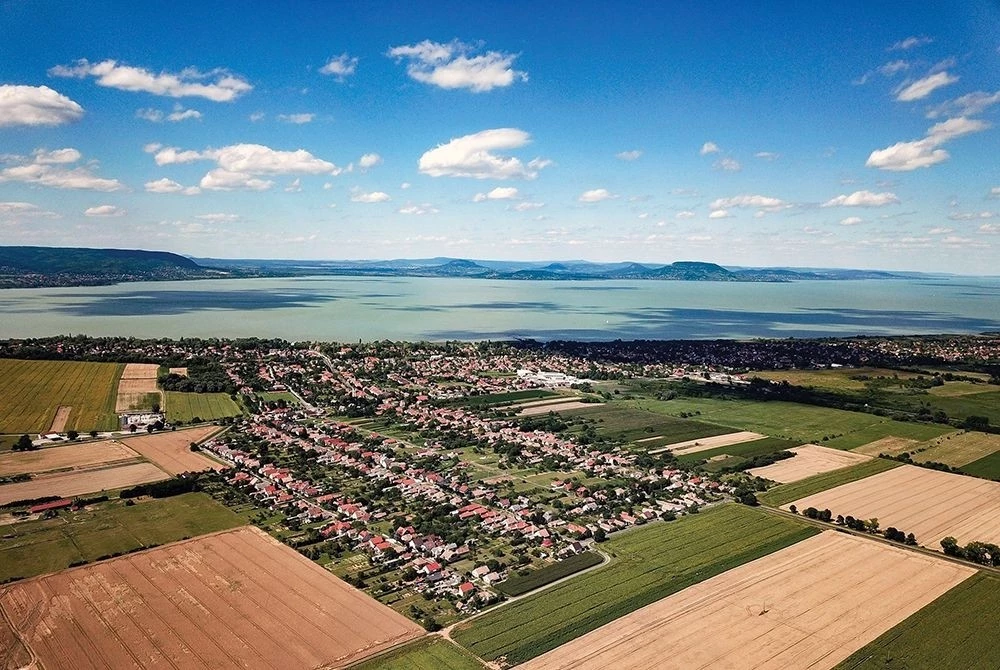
left=826, top=421, right=952, bottom=450
left=751, top=367, right=925, bottom=391
left=834, top=573, right=1000, bottom=670
left=0, top=493, right=243, bottom=582
left=350, top=638, right=484, bottom=670
left=757, top=458, right=901, bottom=506
left=165, top=391, right=243, bottom=423
left=461, top=389, right=560, bottom=408
left=452, top=504, right=816, bottom=665
left=257, top=391, right=300, bottom=404
left=496, top=552, right=603, bottom=597
left=674, top=436, right=802, bottom=465
left=563, top=405, right=734, bottom=444
left=0, top=358, right=124, bottom=433
left=959, top=451, right=1000, bottom=481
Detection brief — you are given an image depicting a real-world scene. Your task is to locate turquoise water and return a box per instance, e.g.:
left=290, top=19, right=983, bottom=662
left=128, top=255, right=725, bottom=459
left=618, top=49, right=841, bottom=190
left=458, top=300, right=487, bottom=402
left=1, top=276, right=998, bottom=341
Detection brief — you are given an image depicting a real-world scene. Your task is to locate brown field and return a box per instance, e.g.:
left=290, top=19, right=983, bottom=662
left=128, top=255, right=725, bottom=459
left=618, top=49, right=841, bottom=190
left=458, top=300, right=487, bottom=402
left=47, top=405, right=72, bottom=433
left=0, top=440, right=139, bottom=477
left=520, top=532, right=974, bottom=670
left=0, top=526, right=425, bottom=670
left=748, top=444, right=871, bottom=483
left=168, top=367, right=189, bottom=376
left=115, top=363, right=161, bottom=412
left=0, top=462, right=169, bottom=505
left=911, top=431, right=1000, bottom=467
left=852, top=435, right=922, bottom=457
left=785, top=464, right=1000, bottom=549
left=649, top=431, right=765, bottom=455
left=120, top=426, right=225, bottom=475
left=519, top=400, right=601, bottom=416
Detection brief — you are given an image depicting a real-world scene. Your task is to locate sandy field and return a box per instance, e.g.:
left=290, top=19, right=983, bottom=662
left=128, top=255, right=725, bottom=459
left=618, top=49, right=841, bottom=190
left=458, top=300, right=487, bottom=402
left=912, top=431, right=1000, bottom=467
left=748, top=444, right=871, bottom=483
left=852, top=436, right=922, bottom=457
left=121, top=426, right=225, bottom=475
left=520, top=532, right=973, bottom=670
left=0, top=526, right=424, bottom=670
left=0, top=462, right=169, bottom=505
left=785, top=464, right=1000, bottom=548
left=649, top=431, right=765, bottom=455
left=519, top=400, right=602, bottom=416
left=0, top=440, right=139, bottom=477
left=168, top=367, right=189, bottom=376
left=47, top=405, right=72, bottom=433
left=115, top=363, right=162, bottom=412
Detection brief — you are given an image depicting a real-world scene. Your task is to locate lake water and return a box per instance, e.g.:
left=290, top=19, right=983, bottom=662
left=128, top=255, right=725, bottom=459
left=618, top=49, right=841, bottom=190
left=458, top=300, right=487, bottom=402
left=1, top=275, right=999, bottom=342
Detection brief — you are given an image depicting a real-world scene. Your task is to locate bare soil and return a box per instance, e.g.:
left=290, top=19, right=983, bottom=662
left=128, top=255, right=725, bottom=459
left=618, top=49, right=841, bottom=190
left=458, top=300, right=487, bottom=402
left=121, top=426, right=225, bottom=475
left=0, top=462, right=169, bottom=505
left=649, top=431, right=765, bottom=455
left=47, top=405, right=72, bottom=433
left=748, top=444, right=871, bottom=483
left=0, top=440, right=139, bottom=477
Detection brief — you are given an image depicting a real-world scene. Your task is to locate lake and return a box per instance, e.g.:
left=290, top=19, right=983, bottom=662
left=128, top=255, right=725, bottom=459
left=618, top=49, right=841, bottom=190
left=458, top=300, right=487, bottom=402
left=1, top=275, right=999, bottom=342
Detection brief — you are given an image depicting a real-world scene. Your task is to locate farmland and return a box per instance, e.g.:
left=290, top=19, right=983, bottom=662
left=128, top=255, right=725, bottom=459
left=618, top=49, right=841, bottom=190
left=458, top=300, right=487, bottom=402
left=0, top=358, right=123, bottom=433
left=649, top=430, right=765, bottom=454
left=960, top=450, right=1000, bottom=481
left=452, top=504, right=815, bottom=665
left=785, top=464, right=1000, bottom=549
left=673, top=436, right=802, bottom=465
left=0, top=439, right=138, bottom=477
left=120, top=425, right=224, bottom=474
left=911, top=430, right=1000, bottom=467
left=351, top=638, right=485, bottom=670
left=758, top=457, right=901, bottom=506
left=496, top=552, right=604, bottom=597
left=114, top=362, right=162, bottom=412
left=0, top=462, right=169, bottom=505
left=748, top=444, right=871, bottom=483
left=561, top=404, right=733, bottom=445
left=461, top=389, right=560, bottom=408
left=0, top=493, right=242, bottom=582
left=834, top=573, right=1000, bottom=670
left=520, top=532, right=973, bottom=670
left=0, top=526, right=425, bottom=670
left=165, top=390, right=243, bottom=423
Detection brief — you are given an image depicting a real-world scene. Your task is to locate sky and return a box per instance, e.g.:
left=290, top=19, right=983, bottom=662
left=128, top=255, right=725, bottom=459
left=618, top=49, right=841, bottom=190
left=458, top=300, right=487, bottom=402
left=2, top=1, right=999, bottom=273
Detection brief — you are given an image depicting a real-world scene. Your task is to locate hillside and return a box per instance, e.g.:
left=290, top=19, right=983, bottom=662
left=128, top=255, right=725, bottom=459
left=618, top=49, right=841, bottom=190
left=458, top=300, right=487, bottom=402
left=0, top=246, right=212, bottom=288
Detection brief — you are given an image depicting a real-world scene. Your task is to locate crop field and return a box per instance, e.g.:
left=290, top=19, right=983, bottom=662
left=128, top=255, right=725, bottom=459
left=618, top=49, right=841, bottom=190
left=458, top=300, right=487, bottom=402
left=562, top=405, right=733, bottom=445
left=114, top=362, right=162, bottom=412
left=0, top=462, right=169, bottom=505
left=0, top=526, right=425, bottom=670
left=521, top=532, right=974, bottom=670
left=785, top=464, right=1000, bottom=549
left=834, top=573, right=1000, bottom=670
left=916, top=390, right=1000, bottom=424
left=748, top=444, right=871, bottom=483
left=928, top=381, right=1000, bottom=397
left=751, top=367, right=927, bottom=391
left=673, top=436, right=802, bottom=465
left=497, top=552, right=604, bottom=597
left=120, top=426, right=224, bottom=474
left=257, top=391, right=300, bottom=404
left=0, top=439, right=138, bottom=477
left=911, top=431, right=1000, bottom=467
left=960, top=450, right=1000, bottom=481
left=0, top=358, right=123, bottom=433
left=461, top=389, right=559, bottom=408
left=519, top=400, right=599, bottom=416
left=758, top=458, right=901, bottom=506
left=452, top=504, right=816, bottom=666
left=852, top=435, right=924, bottom=457
left=648, top=430, right=765, bottom=454
left=165, top=391, right=242, bottom=423
left=0, top=493, right=242, bottom=582
left=351, top=638, right=485, bottom=670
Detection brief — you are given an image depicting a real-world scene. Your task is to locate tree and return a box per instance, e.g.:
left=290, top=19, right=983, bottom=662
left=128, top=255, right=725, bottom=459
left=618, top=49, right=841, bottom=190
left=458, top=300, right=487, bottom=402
left=940, top=536, right=963, bottom=558
left=14, top=434, right=34, bottom=451
left=963, top=415, right=990, bottom=431
left=788, top=504, right=798, bottom=514
left=594, top=527, right=607, bottom=543
left=67, top=430, right=79, bottom=441
left=89, top=430, right=98, bottom=438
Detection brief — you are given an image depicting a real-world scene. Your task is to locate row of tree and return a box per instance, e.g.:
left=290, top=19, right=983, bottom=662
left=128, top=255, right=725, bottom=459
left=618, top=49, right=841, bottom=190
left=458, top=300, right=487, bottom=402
left=790, top=506, right=917, bottom=545
left=941, top=537, right=1000, bottom=566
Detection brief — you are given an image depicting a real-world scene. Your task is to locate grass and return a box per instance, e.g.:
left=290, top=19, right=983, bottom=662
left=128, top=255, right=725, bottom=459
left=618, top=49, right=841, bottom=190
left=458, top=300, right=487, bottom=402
left=750, top=367, right=924, bottom=391
left=459, top=389, right=559, bottom=408
left=757, top=458, right=901, bottom=506
left=496, top=552, right=603, bottom=597
left=911, top=431, right=1000, bottom=467
left=959, top=451, right=1000, bottom=481
left=827, top=421, right=951, bottom=450
left=256, top=391, right=300, bottom=404
left=834, top=573, right=1000, bottom=670
left=349, top=638, right=484, bottom=670
left=0, top=492, right=243, bottom=582
left=675, top=436, right=802, bottom=464
left=562, top=405, right=734, bottom=444
left=452, top=504, right=816, bottom=665
left=165, top=391, right=243, bottom=423
left=0, top=358, right=124, bottom=433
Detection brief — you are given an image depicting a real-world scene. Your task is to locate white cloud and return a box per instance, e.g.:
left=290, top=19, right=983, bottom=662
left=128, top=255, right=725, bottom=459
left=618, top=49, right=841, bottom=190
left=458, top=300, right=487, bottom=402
left=928, top=227, right=953, bottom=234
left=990, top=187, right=1000, bottom=199
left=473, top=186, right=519, bottom=202
left=150, top=143, right=340, bottom=191
left=351, top=189, right=390, bottom=203
left=400, top=182, right=411, bottom=190
left=512, top=201, right=544, bottom=211
left=84, top=205, right=126, bottom=217
left=980, top=223, right=1000, bottom=234
left=880, top=60, right=911, bottom=76
left=578, top=188, right=616, bottom=203
left=418, top=128, right=547, bottom=179
left=200, top=169, right=273, bottom=191
left=948, top=211, right=995, bottom=221
left=398, top=203, right=438, bottom=215
left=387, top=39, right=526, bottom=92
left=822, top=190, right=900, bottom=207
left=50, top=59, right=251, bottom=102
left=0, top=201, right=58, bottom=218
left=709, top=194, right=788, bottom=211
left=0, top=85, right=84, bottom=127
left=284, top=178, right=302, bottom=193
left=33, top=148, right=82, bottom=164
left=675, top=210, right=696, bottom=219
left=754, top=151, right=779, bottom=161
left=699, top=141, right=720, bottom=155
left=840, top=216, right=864, bottom=226
left=708, top=209, right=730, bottom=219
left=715, top=157, right=741, bottom=172
left=896, top=71, right=959, bottom=102
left=278, top=113, right=315, bottom=124
left=136, top=108, right=164, bottom=122
left=866, top=117, right=990, bottom=171
left=249, top=111, right=265, bottom=122
left=144, top=177, right=200, bottom=195
left=616, top=150, right=642, bottom=161
left=195, top=213, right=239, bottom=222
left=359, top=153, right=382, bottom=169
left=0, top=149, right=123, bottom=191
left=167, top=106, right=201, bottom=122
left=319, top=53, right=359, bottom=80
left=890, top=36, right=933, bottom=51
left=927, top=90, right=1000, bottom=119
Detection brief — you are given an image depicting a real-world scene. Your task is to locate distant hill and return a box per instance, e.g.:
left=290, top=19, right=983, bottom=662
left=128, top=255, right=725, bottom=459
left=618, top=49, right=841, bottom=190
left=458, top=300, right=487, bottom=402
left=0, top=246, right=211, bottom=288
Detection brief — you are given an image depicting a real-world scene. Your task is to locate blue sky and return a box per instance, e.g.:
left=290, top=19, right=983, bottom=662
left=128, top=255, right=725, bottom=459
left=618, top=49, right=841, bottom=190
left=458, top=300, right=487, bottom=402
left=2, top=1, right=999, bottom=273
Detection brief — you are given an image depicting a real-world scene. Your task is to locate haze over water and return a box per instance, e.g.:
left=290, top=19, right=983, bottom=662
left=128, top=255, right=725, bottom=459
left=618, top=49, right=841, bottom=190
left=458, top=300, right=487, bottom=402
left=3, top=276, right=998, bottom=342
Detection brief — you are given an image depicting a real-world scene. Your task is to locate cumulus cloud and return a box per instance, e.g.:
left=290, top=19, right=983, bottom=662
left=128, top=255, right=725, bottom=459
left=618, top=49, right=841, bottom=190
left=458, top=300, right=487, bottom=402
left=0, top=149, right=123, bottom=191
left=351, top=189, right=390, bottom=203
left=137, top=104, right=202, bottom=123
left=866, top=116, right=990, bottom=171
left=675, top=210, right=696, bottom=219
left=136, top=108, right=163, bottom=122
left=0, top=201, right=59, bottom=218
left=278, top=113, right=315, bottom=124
left=144, top=177, right=200, bottom=195
left=822, top=190, right=900, bottom=207
left=709, top=194, right=789, bottom=212
left=616, top=150, right=642, bottom=161
left=714, top=157, right=742, bottom=172
left=33, top=148, right=82, bottom=164
left=398, top=203, right=439, bottom=215
left=200, top=169, right=273, bottom=191
left=387, top=39, right=526, bottom=92
left=418, top=128, right=548, bottom=179
left=473, top=186, right=519, bottom=202
left=249, top=111, right=265, bottom=122
left=578, top=188, right=616, bottom=203
left=358, top=153, right=382, bottom=169
left=927, top=90, right=1000, bottom=119
left=319, top=53, right=359, bottom=80
left=840, top=216, right=864, bottom=226
left=699, top=141, right=720, bottom=155
left=0, top=85, right=84, bottom=127
left=890, top=36, right=933, bottom=51
left=896, top=71, right=959, bottom=102
left=50, top=59, right=251, bottom=102
left=708, top=209, right=730, bottom=219
left=84, top=205, right=126, bottom=217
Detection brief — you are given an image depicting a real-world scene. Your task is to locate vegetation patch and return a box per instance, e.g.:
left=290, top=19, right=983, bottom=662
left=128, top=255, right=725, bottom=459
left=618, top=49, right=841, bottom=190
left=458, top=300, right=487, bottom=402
left=496, top=552, right=603, bottom=597
left=164, top=391, right=242, bottom=423
left=911, top=431, right=1000, bottom=468
left=349, top=638, right=484, bottom=670
left=675, top=436, right=801, bottom=464
left=959, top=450, right=1000, bottom=481
left=562, top=405, right=733, bottom=445
left=758, top=458, right=901, bottom=506
left=459, top=389, right=559, bottom=408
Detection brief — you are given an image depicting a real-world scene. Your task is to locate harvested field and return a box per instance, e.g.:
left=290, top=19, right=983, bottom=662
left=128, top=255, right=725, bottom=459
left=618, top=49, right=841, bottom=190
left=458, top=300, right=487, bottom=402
left=47, top=405, right=71, bottom=432
left=120, top=363, right=160, bottom=379
left=115, top=363, right=161, bottom=412
left=120, top=426, right=224, bottom=475
left=521, top=532, right=974, bottom=670
left=912, top=430, right=1000, bottom=467
left=0, top=526, right=424, bottom=670
left=650, top=430, right=765, bottom=455
left=758, top=458, right=901, bottom=507
left=748, top=444, right=871, bottom=483
left=168, top=367, right=189, bottom=376
left=0, top=440, right=138, bottom=477
left=785, top=464, right=1000, bottom=548
left=852, top=435, right=922, bottom=457
left=520, top=400, right=600, bottom=416
left=0, top=462, right=169, bottom=505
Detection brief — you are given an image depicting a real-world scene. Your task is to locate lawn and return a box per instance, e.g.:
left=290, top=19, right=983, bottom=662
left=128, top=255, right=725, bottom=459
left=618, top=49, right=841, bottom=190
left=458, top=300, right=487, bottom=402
left=460, top=389, right=560, bottom=408
left=496, top=552, right=604, bottom=597
left=562, top=405, right=734, bottom=444
left=834, top=573, right=1000, bottom=670
left=257, top=391, right=300, bottom=404
left=675, top=436, right=802, bottom=465
left=349, top=638, right=484, bottom=670
left=165, top=391, right=243, bottom=423
left=0, top=492, right=243, bottom=582
left=757, top=458, right=901, bottom=506
left=452, top=504, right=816, bottom=665
left=0, top=358, right=124, bottom=433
